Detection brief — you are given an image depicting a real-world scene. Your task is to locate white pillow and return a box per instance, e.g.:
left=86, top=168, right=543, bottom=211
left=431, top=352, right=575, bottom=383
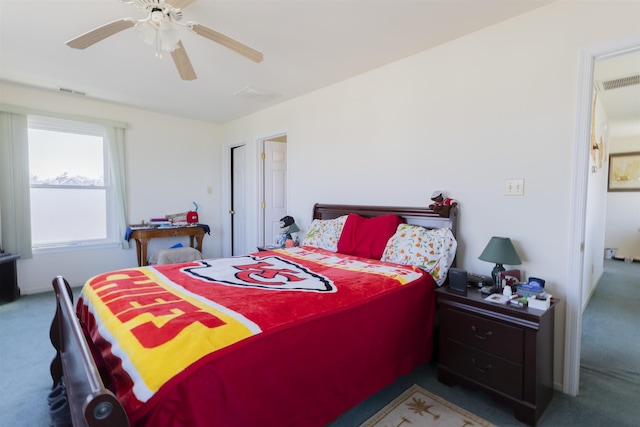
left=381, top=224, right=457, bottom=286
left=301, top=215, right=348, bottom=252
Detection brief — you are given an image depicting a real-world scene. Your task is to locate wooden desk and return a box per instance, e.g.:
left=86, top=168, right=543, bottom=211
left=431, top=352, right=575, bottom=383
left=128, top=225, right=208, bottom=266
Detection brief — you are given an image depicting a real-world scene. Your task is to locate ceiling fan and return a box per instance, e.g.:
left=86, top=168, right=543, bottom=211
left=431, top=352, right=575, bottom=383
left=65, top=0, right=263, bottom=81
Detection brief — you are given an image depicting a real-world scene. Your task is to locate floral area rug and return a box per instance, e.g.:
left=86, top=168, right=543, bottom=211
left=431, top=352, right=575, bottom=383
left=360, top=384, right=497, bottom=427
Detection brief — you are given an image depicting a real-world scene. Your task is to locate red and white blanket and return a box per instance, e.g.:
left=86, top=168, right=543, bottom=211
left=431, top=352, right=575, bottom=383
left=78, top=246, right=433, bottom=426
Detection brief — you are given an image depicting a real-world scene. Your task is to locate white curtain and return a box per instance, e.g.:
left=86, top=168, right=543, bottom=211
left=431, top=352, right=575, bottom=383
left=0, top=112, right=33, bottom=257
left=105, top=126, right=130, bottom=249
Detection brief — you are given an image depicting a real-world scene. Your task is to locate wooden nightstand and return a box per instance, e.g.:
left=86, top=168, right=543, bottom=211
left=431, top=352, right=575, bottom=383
left=436, top=286, right=557, bottom=426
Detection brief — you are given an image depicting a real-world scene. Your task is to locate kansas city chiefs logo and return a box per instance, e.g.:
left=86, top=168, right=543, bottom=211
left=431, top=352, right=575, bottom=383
left=182, top=255, right=336, bottom=293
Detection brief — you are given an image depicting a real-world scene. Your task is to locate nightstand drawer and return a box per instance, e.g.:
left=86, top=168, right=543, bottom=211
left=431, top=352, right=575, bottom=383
left=445, top=307, right=524, bottom=363
left=447, top=341, right=523, bottom=400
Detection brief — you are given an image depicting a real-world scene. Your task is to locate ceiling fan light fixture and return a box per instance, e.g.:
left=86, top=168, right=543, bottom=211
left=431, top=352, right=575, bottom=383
left=135, top=21, right=156, bottom=45
left=159, top=21, right=180, bottom=52
left=150, top=8, right=165, bottom=24
left=135, top=20, right=180, bottom=56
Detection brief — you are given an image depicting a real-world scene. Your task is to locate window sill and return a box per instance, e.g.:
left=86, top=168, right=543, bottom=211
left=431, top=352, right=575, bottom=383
left=32, top=241, right=121, bottom=255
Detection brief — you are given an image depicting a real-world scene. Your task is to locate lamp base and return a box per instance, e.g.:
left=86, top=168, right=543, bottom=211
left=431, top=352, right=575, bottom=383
left=491, top=263, right=505, bottom=287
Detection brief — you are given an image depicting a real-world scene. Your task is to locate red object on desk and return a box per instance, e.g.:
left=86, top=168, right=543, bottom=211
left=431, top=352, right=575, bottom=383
left=187, top=211, right=199, bottom=223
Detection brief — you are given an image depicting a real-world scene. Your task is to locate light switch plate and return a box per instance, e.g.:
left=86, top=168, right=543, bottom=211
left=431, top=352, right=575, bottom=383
left=505, top=179, right=524, bottom=196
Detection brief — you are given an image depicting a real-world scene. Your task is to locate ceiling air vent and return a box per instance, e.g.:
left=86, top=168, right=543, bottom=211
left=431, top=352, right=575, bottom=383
left=233, top=86, right=280, bottom=102
left=596, top=74, right=640, bottom=92
left=58, top=87, right=86, bottom=96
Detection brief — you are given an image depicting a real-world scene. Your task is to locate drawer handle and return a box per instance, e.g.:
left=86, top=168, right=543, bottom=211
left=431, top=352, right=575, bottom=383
left=471, top=325, right=492, bottom=340
left=471, top=357, right=492, bottom=373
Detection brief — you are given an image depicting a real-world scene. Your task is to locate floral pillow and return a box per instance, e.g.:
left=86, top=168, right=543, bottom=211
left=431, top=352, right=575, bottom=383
left=301, top=215, right=348, bottom=252
left=381, top=224, right=457, bottom=286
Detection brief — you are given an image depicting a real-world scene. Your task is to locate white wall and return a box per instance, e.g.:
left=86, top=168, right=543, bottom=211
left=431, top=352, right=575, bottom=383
left=0, top=83, right=222, bottom=292
left=219, top=1, right=640, bottom=390
left=606, top=134, right=640, bottom=259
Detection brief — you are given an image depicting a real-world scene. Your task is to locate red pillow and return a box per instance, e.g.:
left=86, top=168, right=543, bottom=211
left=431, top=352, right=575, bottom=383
left=337, top=214, right=403, bottom=260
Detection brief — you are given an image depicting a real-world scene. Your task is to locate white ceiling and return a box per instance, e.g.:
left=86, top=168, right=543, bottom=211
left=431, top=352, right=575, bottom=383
left=1, top=0, right=561, bottom=123
left=594, top=50, right=640, bottom=132
left=1, top=1, right=637, bottom=128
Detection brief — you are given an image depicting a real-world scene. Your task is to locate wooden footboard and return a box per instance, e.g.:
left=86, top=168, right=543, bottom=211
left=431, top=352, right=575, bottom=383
left=50, top=276, right=129, bottom=427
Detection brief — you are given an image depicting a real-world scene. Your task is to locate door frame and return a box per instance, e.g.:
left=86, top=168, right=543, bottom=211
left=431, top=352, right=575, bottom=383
left=221, top=140, right=246, bottom=258
left=256, top=130, right=288, bottom=247
left=565, top=33, right=640, bottom=396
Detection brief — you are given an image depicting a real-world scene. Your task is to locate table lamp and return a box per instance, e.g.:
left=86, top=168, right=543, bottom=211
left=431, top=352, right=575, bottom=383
left=284, top=222, right=300, bottom=238
left=478, top=236, right=522, bottom=285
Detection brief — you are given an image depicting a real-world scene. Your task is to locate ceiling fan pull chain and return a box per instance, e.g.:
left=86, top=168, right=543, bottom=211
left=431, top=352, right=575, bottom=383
left=155, top=29, right=162, bottom=59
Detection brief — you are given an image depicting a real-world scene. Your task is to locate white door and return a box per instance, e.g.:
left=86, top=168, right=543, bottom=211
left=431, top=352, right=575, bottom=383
left=263, top=140, right=287, bottom=246
left=231, top=145, right=247, bottom=255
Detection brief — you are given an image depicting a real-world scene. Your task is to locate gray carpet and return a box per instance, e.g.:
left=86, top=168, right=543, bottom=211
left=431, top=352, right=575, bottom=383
left=0, top=288, right=60, bottom=427
left=0, top=260, right=637, bottom=426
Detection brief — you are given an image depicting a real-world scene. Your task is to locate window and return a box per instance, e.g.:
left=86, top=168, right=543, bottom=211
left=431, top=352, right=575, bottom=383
left=28, top=116, right=118, bottom=250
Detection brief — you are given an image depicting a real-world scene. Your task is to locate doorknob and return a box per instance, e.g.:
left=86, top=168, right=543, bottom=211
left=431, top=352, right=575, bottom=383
left=229, top=210, right=235, bottom=215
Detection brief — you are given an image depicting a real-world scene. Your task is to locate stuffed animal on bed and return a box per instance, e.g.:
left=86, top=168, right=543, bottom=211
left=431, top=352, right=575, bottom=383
left=279, top=215, right=301, bottom=247
left=429, top=191, right=458, bottom=217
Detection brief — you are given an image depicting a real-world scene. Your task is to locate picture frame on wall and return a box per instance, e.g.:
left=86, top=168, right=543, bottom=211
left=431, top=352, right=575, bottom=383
left=608, top=152, right=640, bottom=192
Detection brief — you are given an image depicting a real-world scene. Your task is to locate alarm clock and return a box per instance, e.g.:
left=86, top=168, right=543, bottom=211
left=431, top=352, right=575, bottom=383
left=448, top=268, right=468, bottom=295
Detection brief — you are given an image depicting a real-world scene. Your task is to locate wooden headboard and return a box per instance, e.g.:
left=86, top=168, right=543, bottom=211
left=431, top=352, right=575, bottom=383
left=312, top=203, right=457, bottom=237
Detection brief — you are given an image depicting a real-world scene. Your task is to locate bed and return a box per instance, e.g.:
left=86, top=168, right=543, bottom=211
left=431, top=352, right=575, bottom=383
left=49, top=203, right=458, bottom=427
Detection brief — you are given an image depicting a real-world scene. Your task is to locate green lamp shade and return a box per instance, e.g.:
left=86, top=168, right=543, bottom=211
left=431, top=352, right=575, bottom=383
left=281, top=222, right=300, bottom=241
left=478, top=237, right=522, bottom=284
left=287, top=223, right=300, bottom=233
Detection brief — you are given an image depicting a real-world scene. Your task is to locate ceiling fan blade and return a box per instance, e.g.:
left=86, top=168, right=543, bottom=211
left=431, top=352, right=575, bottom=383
left=66, top=18, right=135, bottom=49
left=189, top=23, right=263, bottom=63
left=166, top=0, right=198, bottom=9
left=171, top=41, right=197, bottom=81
